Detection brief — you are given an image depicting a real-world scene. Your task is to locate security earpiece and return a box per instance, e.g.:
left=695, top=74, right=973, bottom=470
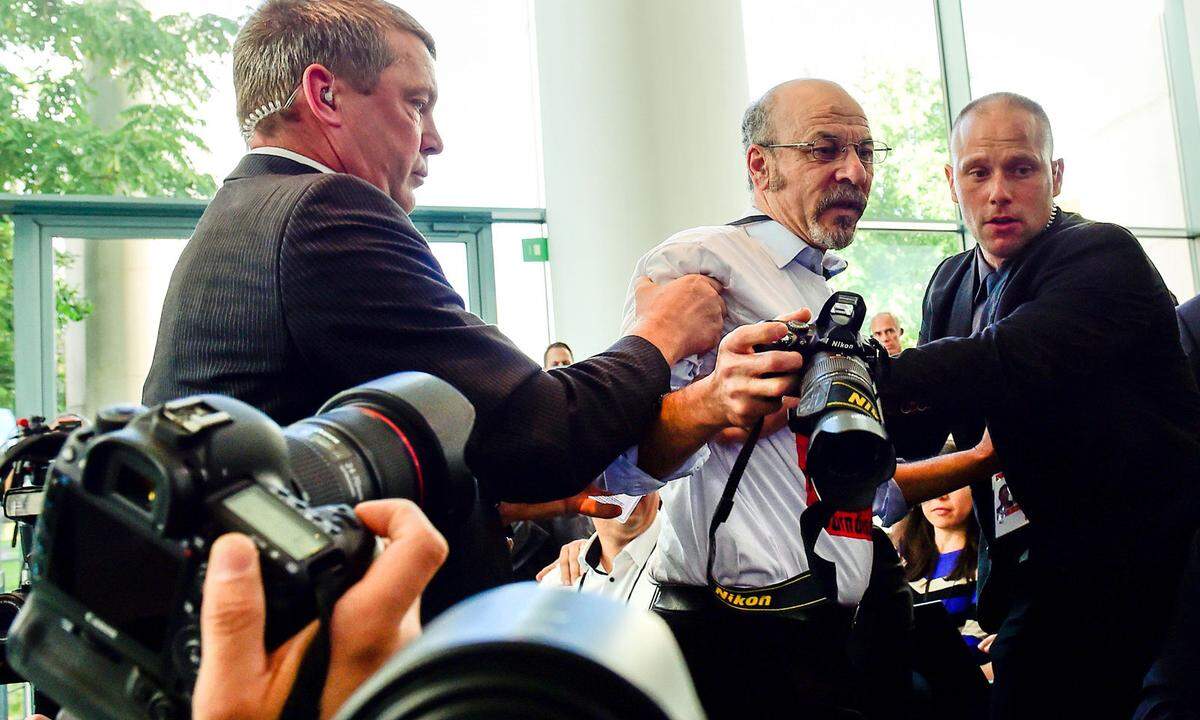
left=321, top=87, right=335, bottom=108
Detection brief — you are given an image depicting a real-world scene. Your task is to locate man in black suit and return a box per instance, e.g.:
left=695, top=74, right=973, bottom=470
left=880, top=93, right=1200, bottom=719
left=143, top=0, right=730, bottom=614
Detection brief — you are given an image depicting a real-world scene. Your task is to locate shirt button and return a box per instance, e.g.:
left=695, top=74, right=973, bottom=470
left=609, top=577, right=615, bottom=582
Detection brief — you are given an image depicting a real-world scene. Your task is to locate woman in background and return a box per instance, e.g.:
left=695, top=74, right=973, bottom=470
left=895, top=486, right=994, bottom=719
left=896, top=486, right=987, bottom=654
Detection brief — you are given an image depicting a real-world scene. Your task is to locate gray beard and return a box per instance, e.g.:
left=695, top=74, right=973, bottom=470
left=807, top=219, right=856, bottom=251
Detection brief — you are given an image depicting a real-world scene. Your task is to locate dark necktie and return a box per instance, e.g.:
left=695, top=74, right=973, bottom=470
left=980, top=270, right=1004, bottom=328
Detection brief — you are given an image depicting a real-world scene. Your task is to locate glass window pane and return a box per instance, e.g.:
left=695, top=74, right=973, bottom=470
left=397, top=0, right=544, bottom=207
left=740, top=0, right=955, bottom=221
left=492, top=223, right=552, bottom=362
left=428, top=242, right=472, bottom=309
left=962, top=0, right=1185, bottom=228
left=829, top=230, right=964, bottom=350
left=1138, top=237, right=1196, bottom=302
left=54, top=237, right=189, bottom=419
left=147, top=0, right=544, bottom=208
left=143, top=0, right=255, bottom=190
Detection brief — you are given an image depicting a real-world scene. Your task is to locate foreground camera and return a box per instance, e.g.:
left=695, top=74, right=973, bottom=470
left=757, top=290, right=895, bottom=505
left=0, top=414, right=83, bottom=693
left=334, top=583, right=705, bottom=720
left=9, top=371, right=475, bottom=720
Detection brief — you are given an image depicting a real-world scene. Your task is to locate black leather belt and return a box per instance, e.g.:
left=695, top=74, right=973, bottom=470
left=652, top=573, right=831, bottom=621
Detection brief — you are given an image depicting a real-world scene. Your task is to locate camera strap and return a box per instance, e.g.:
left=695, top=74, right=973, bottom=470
left=279, top=590, right=340, bottom=720
left=704, top=420, right=830, bottom=615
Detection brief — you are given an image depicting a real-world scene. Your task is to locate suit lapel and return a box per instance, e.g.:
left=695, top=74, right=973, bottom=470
left=925, top=251, right=975, bottom=341
left=948, top=263, right=976, bottom=336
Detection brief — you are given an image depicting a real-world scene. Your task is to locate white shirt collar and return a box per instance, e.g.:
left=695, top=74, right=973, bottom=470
left=579, top=515, right=662, bottom=573
left=248, top=146, right=336, bottom=174
left=737, top=207, right=848, bottom=278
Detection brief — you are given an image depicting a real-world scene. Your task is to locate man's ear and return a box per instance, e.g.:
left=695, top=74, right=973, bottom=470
left=1051, top=158, right=1064, bottom=197
left=944, top=163, right=958, bottom=205
left=747, top=145, right=770, bottom=191
left=301, top=64, right=341, bottom=128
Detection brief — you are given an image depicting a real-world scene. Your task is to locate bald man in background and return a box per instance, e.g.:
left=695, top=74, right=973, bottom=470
left=870, top=311, right=905, bottom=356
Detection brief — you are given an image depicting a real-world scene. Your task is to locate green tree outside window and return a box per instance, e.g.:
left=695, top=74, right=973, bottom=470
left=0, top=0, right=236, bottom=410
left=832, top=67, right=963, bottom=350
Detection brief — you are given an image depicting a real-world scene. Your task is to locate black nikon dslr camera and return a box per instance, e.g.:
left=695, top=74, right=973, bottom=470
left=757, top=290, right=895, bottom=503
left=8, top=372, right=475, bottom=720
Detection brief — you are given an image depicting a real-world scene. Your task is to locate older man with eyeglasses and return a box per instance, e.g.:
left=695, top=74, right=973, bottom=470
left=598, top=79, right=910, bottom=719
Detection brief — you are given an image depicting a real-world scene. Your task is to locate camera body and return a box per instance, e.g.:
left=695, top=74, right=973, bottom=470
left=10, top=395, right=375, bottom=720
left=757, top=291, right=895, bottom=506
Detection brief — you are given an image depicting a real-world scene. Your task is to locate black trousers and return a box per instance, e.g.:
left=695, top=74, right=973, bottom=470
left=656, top=531, right=913, bottom=719
left=656, top=605, right=860, bottom=718
left=989, top=571, right=1167, bottom=720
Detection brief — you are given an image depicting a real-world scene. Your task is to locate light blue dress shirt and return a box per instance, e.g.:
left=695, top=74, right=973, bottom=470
left=601, top=213, right=873, bottom=602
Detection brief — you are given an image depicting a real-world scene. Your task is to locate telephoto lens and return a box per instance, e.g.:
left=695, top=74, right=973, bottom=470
left=796, top=349, right=894, bottom=504
left=283, top=372, right=477, bottom=524
left=786, top=291, right=895, bottom=506
left=333, top=584, right=706, bottom=720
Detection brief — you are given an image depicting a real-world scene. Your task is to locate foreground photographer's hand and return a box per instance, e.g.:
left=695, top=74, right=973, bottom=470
left=193, top=499, right=447, bottom=720
left=630, top=275, right=725, bottom=365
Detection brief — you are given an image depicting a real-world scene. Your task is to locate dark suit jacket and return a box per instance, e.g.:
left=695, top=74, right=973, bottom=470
left=891, top=248, right=985, bottom=461
left=882, top=212, right=1200, bottom=650
left=144, top=154, right=667, bottom=501
left=1177, top=295, right=1200, bottom=389
left=143, top=154, right=670, bottom=613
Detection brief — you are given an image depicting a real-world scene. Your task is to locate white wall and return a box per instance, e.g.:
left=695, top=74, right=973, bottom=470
left=534, top=0, right=751, bottom=357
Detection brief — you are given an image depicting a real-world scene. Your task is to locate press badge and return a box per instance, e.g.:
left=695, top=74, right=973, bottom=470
left=992, top=472, right=1029, bottom=538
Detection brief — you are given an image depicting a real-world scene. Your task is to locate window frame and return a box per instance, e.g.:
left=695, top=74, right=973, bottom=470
left=931, top=0, right=1200, bottom=275
left=0, top=193, right=544, bottom=417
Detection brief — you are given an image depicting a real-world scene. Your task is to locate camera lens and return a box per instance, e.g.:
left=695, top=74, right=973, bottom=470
left=336, top=585, right=701, bottom=720
left=0, top=589, right=26, bottom=643
left=795, top=351, right=896, bottom=504
left=282, top=373, right=476, bottom=525
left=0, top=589, right=27, bottom=684
left=284, top=408, right=421, bottom=507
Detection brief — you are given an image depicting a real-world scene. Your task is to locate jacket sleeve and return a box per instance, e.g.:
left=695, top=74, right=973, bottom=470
left=882, top=225, right=1166, bottom=417
left=598, top=235, right=733, bottom=493
left=278, top=174, right=670, bottom=502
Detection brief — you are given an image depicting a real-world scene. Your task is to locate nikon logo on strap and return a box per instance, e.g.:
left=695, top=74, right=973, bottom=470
left=713, top=587, right=773, bottom=608
left=708, top=571, right=828, bottom=616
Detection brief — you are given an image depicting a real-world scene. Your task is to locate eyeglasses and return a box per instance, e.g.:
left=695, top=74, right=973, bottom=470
left=763, top=139, right=892, bottom=165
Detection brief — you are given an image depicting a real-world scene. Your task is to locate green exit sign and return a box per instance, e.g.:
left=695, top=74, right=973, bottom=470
left=522, top=236, right=549, bottom=262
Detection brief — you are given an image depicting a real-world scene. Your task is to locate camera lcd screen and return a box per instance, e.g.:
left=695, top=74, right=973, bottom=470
left=47, top=487, right=187, bottom=653
left=222, top=485, right=326, bottom=560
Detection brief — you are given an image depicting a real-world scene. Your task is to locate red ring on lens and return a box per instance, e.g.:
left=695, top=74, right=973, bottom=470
left=353, top=406, right=425, bottom=507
